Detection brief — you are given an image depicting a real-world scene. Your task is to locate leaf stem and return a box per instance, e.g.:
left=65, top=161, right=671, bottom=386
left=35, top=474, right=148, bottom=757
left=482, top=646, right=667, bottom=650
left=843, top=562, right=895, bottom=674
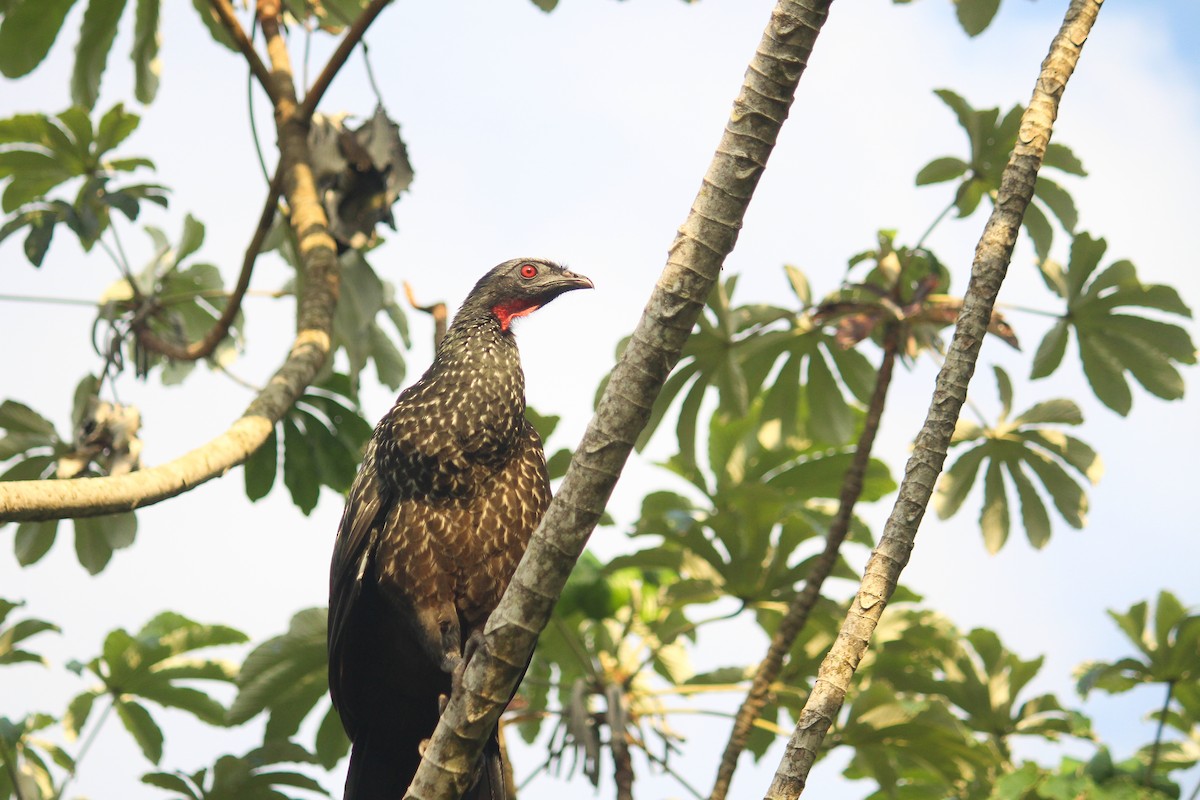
left=1146, top=679, right=1174, bottom=786
left=914, top=197, right=957, bottom=251
left=55, top=696, right=115, bottom=800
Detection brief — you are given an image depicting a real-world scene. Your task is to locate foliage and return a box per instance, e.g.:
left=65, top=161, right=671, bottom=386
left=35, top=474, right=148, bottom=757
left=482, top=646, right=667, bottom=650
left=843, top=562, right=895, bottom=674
left=0, top=2, right=1197, bottom=800
left=916, top=89, right=1086, bottom=260
left=1032, top=232, right=1196, bottom=416
left=0, top=103, right=165, bottom=265
left=935, top=367, right=1102, bottom=552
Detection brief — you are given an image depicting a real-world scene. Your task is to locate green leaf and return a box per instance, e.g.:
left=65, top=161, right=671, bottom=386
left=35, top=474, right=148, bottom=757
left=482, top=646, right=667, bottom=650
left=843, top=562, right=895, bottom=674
left=1022, top=449, right=1086, bottom=529
left=130, top=0, right=161, bottom=104
left=282, top=418, right=320, bottom=515
left=1006, top=460, right=1051, bottom=549
left=95, top=103, right=140, bottom=156
left=14, top=519, right=58, bottom=566
left=314, top=705, right=349, bottom=769
left=1079, top=334, right=1132, bottom=416
left=1099, top=330, right=1185, bottom=401
left=806, top=351, right=854, bottom=445
left=784, top=264, right=811, bottom=306
left=0, top=0, right=79, bottom=78
left=0, top=400, right=57, bottom=436
left=935, top=443, right=988, bottom=519
left=1031, top=319, right=1070, bottom=379
left=1016, top=430, right=1103, bottom=485
left=1012, top=399, right=1083, bottom=427
left=1022, top=198, right=1053, bottom=262
left=1065, top=232, right=1107, bottom=303
left=64, top=692, right=97, bottom=738
left=71, top=0, right=130, bottom=110
left=190, top=0, right=237, bottom=51
left=1034, top=176, right=1078, bottom=233
left=244, top=426, right=278, bottom=502
left=115, top=698, right=164, bottom=763
left=915, top=156, right=969, bottom=185
left=993, top=365, right=1013, bottom=421
left=23, top=216, right=55, bottom=264
left=1043, top=142, right=1087, bottom=176
left=74, top=516, right=115, bottom=574
left=955, top=0, right=1001, bottom=36
left=980, top=459, right=1009, bottom=554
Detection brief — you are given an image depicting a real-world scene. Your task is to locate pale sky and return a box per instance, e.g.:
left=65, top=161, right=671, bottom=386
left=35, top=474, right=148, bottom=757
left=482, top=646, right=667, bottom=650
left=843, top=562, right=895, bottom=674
left=2, top=1, right=1198, bottom=799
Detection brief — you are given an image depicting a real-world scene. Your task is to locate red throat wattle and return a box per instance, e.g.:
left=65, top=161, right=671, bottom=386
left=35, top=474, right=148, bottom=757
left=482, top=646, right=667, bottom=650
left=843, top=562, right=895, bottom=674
left=492, top=300, right=543, bottom=331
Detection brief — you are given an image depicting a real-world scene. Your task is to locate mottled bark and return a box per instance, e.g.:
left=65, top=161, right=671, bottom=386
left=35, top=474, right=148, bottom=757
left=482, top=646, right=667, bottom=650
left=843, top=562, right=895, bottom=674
left=710, top=325, right=900, bottom=800
left=764, top=3, right=1104, bottom=798
left=404, top=2, right=835, bottom=798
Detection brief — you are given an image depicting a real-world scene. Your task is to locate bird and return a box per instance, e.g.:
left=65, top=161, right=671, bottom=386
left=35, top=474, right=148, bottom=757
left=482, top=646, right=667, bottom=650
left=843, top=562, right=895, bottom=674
left=328, top=258, right=593, bottom=800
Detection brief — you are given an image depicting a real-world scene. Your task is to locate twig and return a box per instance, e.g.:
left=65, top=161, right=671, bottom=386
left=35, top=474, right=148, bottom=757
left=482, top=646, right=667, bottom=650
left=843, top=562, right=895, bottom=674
left=54, top=697, right=114, bottom=800
left=914, top=197, right=957, bottom=251
left=764, top=3, right=1104, bottom=797
left=297, top=0, right=395, bottom=122
left=404, top=2, right=835, bottom=797
left=1146, top=680, right=1175, bottom=786
left=404, top=281, right=449, bottom=350
left=135, top=168, right=283, bottom=361
left=206, top=0, right=278, bottom=105
left=710, top=325, right=900, bottom=800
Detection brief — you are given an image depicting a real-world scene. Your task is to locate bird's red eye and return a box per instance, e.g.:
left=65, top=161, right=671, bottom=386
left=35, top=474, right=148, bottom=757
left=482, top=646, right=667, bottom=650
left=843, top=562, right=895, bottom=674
left=519, top=263, right=538, bottom=279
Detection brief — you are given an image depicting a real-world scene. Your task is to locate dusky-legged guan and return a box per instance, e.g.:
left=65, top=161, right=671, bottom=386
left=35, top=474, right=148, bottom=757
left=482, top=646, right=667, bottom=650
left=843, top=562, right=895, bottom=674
left=329, top=258, right=592, bottom=800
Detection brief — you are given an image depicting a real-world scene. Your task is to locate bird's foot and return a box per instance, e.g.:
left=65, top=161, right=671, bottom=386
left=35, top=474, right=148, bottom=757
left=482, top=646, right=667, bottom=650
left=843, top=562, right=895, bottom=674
left=452, top=629, right=487, bottom=696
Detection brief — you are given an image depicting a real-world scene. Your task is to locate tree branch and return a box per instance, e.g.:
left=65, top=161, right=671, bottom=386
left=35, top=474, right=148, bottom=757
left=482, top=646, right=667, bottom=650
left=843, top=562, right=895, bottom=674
left=763, top=3, right=1104, bottom=797
left=135, top=168, right=283, bottom=362
left=297, top=0, right=395, bottom=122
left=709, top=324, right=900, bottom=800
left=206, top=0, right=278, bottom=106
left=0, top=3, right=344, bottom=523
left=403, top=1, right=835, bottom=797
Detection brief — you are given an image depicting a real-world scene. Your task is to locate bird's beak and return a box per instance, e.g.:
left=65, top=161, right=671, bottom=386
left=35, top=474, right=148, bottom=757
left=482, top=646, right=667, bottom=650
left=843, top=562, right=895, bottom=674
left=549, top=269, right=594, bottom=293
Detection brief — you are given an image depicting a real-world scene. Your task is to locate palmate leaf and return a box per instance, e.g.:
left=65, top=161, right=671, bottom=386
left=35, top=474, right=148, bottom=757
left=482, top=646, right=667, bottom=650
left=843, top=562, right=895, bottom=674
left=1076, top=592, right=1200, bottom=696
left=71, top=612, right=246, bottom=763
left=245, top=374, right=371, bottom=514
left=142, top=742, right=330, bottom=800
left=0, top=599, right=60, bottom=666
left=935, top=367, right=1100, bottom=552
left=0, top=104, right=159, bottom=263
left=1033, top=233, right=1196, bottom=415
left=917, top=90, right=1085, bottom=259
left=228, top=608, right=348, bottom=768
left=623, top=268, right=871, bottom=464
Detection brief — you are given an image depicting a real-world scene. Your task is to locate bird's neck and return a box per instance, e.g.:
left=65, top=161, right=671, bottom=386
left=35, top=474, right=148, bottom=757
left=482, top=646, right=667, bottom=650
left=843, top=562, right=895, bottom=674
left=431, top=309, right=527, bottom=416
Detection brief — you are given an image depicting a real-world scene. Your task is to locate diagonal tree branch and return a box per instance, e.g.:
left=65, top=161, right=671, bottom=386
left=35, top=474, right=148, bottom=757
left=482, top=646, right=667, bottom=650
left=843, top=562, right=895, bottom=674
left=0, top=2, right=366, bottom=523
left=764, top=2, right=1104, bottom=797
left=298, top=0, right=395, bottom=121
left=403, top=1, right=836, bottom=797
left=709, top=324, right=901, bottom=800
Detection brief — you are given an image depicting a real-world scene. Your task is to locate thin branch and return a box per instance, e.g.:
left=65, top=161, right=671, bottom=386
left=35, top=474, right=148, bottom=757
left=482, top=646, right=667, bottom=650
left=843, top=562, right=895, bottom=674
left=764, top=3, right=1104, bottom=797
left=404, top=2, right=835, bottom=797
left=297, top=0, right=395, bottom=122
left=914, top=197, right=957, bottom=251
left=135, top=168, right=283, bottom=361
left=710, top=325, right=900, bottom=800
left=1146, top=680, right=1175, bottom=786
left=207, top=0, right=278, bottom=105
left=404, top=281, right=448, bottom=350
left=0, top=2, right=342, bottom=522
left=54, top=697, right=114, bottom=800
left=640, top=746, right=706, bottom=800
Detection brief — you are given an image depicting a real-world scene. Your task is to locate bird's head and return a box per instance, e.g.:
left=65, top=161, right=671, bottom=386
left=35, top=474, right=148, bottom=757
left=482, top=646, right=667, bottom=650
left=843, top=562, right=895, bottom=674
left=465, top=258, right=594, bottom=332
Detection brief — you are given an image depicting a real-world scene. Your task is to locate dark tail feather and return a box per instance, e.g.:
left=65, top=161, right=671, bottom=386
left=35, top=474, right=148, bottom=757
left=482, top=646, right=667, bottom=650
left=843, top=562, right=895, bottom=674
left=345, top=727, right=505, bottom=800
left=343, top=728, right=421, bottom=800
left=463, top=730, right=505, bottom=800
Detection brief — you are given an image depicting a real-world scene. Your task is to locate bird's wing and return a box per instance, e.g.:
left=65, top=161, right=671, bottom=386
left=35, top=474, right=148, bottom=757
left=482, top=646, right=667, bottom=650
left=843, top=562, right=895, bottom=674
left=327, top=438, right=387, bottom=721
